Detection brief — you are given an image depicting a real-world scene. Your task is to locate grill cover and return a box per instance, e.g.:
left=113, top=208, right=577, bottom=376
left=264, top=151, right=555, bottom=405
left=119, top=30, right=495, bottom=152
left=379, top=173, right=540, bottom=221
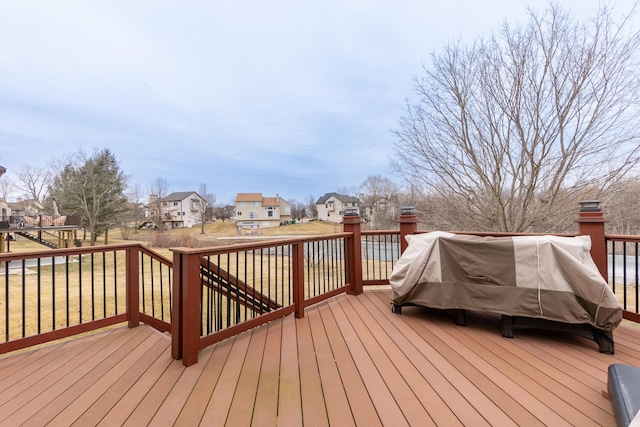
left=390, top=232, right=622, bottom=331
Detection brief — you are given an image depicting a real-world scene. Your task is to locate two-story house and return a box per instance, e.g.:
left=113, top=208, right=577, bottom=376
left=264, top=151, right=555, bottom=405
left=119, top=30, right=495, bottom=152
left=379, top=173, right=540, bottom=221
left=147, top=191, right=206, bottom=229
left=316, top=193, right=360, bottom=223
left=8, top=198, right=44, bottom=218
left=234, top=193, right=292, bottom=229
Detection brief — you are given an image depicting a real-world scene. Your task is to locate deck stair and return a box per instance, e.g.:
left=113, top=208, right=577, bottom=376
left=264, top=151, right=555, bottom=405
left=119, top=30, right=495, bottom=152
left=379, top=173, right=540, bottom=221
left=200, top=258, right=281, bottom=316
left=15, top=230, right=59, bottom=249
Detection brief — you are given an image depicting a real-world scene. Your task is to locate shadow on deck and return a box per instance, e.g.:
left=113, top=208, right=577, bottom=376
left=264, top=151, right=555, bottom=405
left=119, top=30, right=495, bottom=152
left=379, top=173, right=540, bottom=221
left=0, top=289, right=633, bottom=426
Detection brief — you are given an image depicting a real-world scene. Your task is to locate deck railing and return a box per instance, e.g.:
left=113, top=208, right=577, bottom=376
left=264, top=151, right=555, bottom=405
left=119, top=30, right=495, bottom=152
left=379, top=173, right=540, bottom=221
left=361, top=231, right=401, bottom=285
left=2, top=202, right=639, bottom=366
left=606, top=234, right=640, bottom=323
left=170, top=233, right=356, bottom=366
left=0, top=243, right=172, bottom=354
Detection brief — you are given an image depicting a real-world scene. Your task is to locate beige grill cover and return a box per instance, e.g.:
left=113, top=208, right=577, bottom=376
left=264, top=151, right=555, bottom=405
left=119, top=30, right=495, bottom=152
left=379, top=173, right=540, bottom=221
left=390, top=232, right=622, bottom=331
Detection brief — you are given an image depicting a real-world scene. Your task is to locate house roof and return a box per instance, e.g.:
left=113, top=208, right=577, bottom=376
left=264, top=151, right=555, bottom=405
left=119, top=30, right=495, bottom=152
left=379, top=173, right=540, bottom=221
left=7, top=199, right=43, bottom=210
left=236, top=193, right=263, bottom=202
left=316, top=192, right=359, bottom=204
left=163, top=192, right=198, bottom=201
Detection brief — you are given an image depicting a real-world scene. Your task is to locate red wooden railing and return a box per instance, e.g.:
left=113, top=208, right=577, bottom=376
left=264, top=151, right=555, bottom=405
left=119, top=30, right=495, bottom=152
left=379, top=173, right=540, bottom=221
left=1, top=202, right=637, bottom=367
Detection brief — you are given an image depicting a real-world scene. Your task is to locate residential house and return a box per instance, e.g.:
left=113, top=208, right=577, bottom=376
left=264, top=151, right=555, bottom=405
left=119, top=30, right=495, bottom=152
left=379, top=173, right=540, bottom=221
left=8, top=198, right=44, bottom=218
left=147, top=191, right=206, bottom=229
left=315, top=192, right=360, bottom=223
left=234, top=193, right=292, bottom=229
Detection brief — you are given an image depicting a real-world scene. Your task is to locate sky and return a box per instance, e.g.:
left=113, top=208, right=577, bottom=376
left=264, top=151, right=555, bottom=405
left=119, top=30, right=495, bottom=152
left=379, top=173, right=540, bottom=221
left=0, top=0, right=638, bottom=204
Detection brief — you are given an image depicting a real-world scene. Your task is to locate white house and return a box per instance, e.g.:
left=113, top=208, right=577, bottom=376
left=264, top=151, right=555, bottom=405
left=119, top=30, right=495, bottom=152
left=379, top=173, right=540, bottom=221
left=315, top=193, right=360, bottom=223
left=234, top=193, right=292, bottom=230
left=147, top=191, right=206, bottom=229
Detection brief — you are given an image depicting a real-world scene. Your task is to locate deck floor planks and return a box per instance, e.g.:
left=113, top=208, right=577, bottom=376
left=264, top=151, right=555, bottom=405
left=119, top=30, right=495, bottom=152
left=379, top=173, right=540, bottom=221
left=276, top=312, right=303, bottom=425
left=378, top=293, right=607, bottom=426
left=378, top=292, right=614, bottom=426
left=388, top=298, right=529, bottom=426
left=0, top=290, right=631, bottom=426
left=173, top=337, right=235, bottom=426
left=316, top=301, right=383, bottom=427
left=467, top=321, right=614, bottom=414
left=0, top=336, right=79, bottom=381
left=370, top=294, right=509, bottom=426
left=0, top=326, right=146, bottom=425
left=71, top=335, right=171, bottom=425
left=198, top=332, right=251, bottom=426
left=426, top=311, right=585, bottom=426
left=328, top=297, right=411, bottom=427
left=296, top=310, right=330, bottom=427
left=482, top=329, right=616, bottom=425
left=366, top=292, right=490, bottom=427
left=225, top=321, right=270, bottom=426
left=362, top=291, right=528, bottom=427
left=24, top=327, right=164, bottom=426
left=343, top=293, right=445, bottom=427
left=148, top=344, right=215, bottom=427
left=306, top=303, right=355, bottom=427
left=360, top=292, right=470, bottom=427
left=0, top=327, right=126, bottom=397
left=251, top=319, right=283, bottom=427
left=122, top=352, right=189, bottom=426
left=96, top=342, right=177, bottom=426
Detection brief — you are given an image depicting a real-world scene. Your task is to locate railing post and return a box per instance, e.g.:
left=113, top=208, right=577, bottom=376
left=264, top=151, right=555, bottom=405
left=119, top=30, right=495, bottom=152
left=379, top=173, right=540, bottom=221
left=171, top=248, right=202, bottom=367
left=126, top=246, right=140, bottom=328
left=576, top=200, right=607, bottom=281
left=399, top=206, right=418, bottom=254
left=343, top=209, right=363, bottom=295
left=292, top=242, right=306, bottom=318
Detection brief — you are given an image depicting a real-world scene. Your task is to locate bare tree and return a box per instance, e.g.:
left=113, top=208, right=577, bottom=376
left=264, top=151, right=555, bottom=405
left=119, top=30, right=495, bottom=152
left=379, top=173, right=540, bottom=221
left=305, top=195, right=318, bottom=219
left=16, top=165, right=52, bottom=204
left=197, top=182, right=216, bottom=234
left=394, top=3, right=640, bottom=232
left=359, top=175, right=400, bottom=229
left=0, top=174, right=13, bottom=201
left=287, top=199, right=307, bottom=220
left=148, top=177, right=170, bottom=230
left=213, top=204, right=235, bottom=222
left=124, top=182, right=146, bottom=235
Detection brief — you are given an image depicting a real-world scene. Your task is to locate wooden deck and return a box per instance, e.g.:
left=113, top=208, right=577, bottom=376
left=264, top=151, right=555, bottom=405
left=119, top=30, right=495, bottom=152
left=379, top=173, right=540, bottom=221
left=0, top=289, right=637, bottom=426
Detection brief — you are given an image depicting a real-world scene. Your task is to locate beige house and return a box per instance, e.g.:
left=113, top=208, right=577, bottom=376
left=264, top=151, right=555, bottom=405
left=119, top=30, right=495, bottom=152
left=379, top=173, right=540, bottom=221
left=316, top=193, right=360, bottom=223
left=234, top=193, right=292, bottom=229
left=8, top=199, right=44, bottom=218
left=147, top=191, right=206, bottom=229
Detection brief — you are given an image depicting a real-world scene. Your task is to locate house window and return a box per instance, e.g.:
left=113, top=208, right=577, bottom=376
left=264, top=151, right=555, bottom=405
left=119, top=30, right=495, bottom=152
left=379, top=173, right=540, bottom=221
left=237, top=211, right=242, bottom=216
left=249, top=212, right=257, bottom=219
left=174, top=202, right=179, bottom=206
left=240, top=202, right=247, bottom=207
left=268, top=211, right=273, bottom=217
left=253, top=202, right=260, bottom=206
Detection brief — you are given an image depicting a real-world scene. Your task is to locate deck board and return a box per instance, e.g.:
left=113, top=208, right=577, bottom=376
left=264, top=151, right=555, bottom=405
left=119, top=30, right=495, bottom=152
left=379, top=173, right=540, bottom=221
left=0, top=289, right=628, bottom=426
left=251, top=320, right=283, bottom=427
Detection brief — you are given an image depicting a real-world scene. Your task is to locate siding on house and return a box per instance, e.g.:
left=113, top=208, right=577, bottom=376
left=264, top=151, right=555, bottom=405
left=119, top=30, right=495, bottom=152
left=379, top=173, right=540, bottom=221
left=315, top=193, right=360, bottom=223
left=235, top=193, right=292, bottom=229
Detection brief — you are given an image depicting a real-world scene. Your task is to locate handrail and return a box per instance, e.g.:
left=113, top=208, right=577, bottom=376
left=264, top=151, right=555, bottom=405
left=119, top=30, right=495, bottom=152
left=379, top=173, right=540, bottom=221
left=0, top=243, right=173, bottom=355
